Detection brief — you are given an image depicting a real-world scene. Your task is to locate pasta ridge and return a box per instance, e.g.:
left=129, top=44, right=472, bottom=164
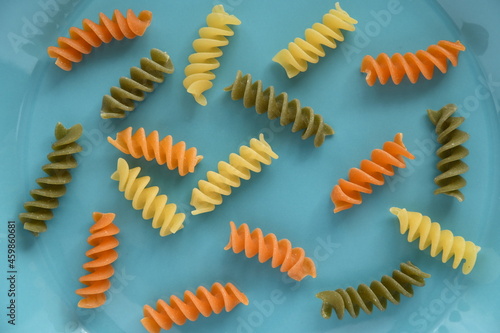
left=361, top=40, right=466, bottom=85
left=190, top=134, right=278, bottom=215
left=224, top=222, right=317, bottom=281
left=47, top=9, right=153, bottom=71
left=76, top=212, right=119, bottom=308
left=331, top=133, right=414, bottom=213
left=101, top=48, right=174, bottom=119
left=19, top=122, right=83, bottom=236
left=183, top=5, right=241, bottom=106
left=390, top=208, right=481, bottom=274
left=108, top=127, right=203, bottom=176
left=224, top=71, right=334, bottom=147
left=316, top=262, right=430, bottom=319
left=111, top=158, right=185, bottom=236
left=427, top=104, right=469, bottom=201
left=272, top=2, right=357, bottom=78
left=141, top=282, right=248, bottom=332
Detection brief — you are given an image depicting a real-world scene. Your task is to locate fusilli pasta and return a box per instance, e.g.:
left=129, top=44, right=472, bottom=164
left=47, top=9, right=153, bottom=71
left=141, top=282, right=248, bottom=332
left=273, top=2, right=357, bottom=78
left=76, top=212, right=119, bottom=308
left=317, top=262, right=430, bottom=319
left=19, top=123, right=83, bottom=236
left=361, top=40, right=466, bottom=85
left=224, top=71, right=334, bottom=147
left=225, top=221, right=317, bottom=281
left=108, top=127, right=203, bottom=176
left=427, top=104, right=469, bottom=201
left=390, top=207, right=481, bottom=274
left=331, top=133, right=414, bottom=213
left=101, top=48, right=174, bottom=119
left=190, top=134, right=278, bottom=215
left=183, top=5, right=241, bottom=106
left=111, top=158, right=185, bottom=236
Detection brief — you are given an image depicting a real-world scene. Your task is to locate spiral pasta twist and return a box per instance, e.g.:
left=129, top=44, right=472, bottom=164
left=225, top=222, right=317, bottom=281
left=75, top=212, right=119, bottom=308
left=183, top=5, right=241, bottom=106
left=316, top=262, right=430, bottom=319
left=427, top=104, right=469, bottom=202
left=108, top=127, right=203, bottom=176
left=224, top=71, right=334, bottom=147
left=331, top=133, right=414, bottom=213
left=47, top=9, right=153, bottom=71
left=101, top=49, right=174, bottom=119
left=361, top=40, right=466, bottom=86
left=111, top=158, right=185, bottom=236
left=141, top=282, right=248, bottom=332
left=19, top=123, right=83, bottom=236
left=390, top=208, right=481, bottom=274
left=190, top=134, right=278, bottom=215
left=272, top=2, right=357, bottom=78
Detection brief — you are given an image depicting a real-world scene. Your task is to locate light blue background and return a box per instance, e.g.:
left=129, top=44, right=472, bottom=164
left=1, top=0, right=499, bottom=332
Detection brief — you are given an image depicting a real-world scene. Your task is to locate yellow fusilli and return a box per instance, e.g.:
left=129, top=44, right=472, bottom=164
left=390, top=208, right=480, bottom=274
left=183, top=5, right=241, bottom=106
left=111, top=158, right=185, bottom=236
left=272, top=2, right=357, bottom=78
left=190, top=134, right=278, bottom=215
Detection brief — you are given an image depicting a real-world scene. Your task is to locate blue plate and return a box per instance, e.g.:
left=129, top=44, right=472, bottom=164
left=1, top=0, right=500, bottom=332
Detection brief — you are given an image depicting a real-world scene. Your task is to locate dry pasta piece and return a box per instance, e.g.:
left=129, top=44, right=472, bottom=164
left=19, top=122, right=83, bottom=236
left=47, top=9, right=153, bottom=71
left=427, top=104, right=469, bottom=202
left=111, top=158, right=185, bottom=236
left=141, top=282, right=248, bottom=332
left=316, top=261, right=430, bottom=319
left=272, top=2, right=357, bottom=78
left=183, top=5, right=241, bottom=106
left=101, top=49, right=174, bottom=119
left=190, top=134, right=278, bottom=215
left=76, top=212, right=119, bottom=308
left=225, top=222, right=317, bottom=281
left=390, top=208, right=481, bottom=274
left=108, top=127, right=203, bottom=176
left=331, top=133, right=414, bottom=213
left=224, top=71, right=334, bottom=147
left=361, top=40, right=466, bottom=86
